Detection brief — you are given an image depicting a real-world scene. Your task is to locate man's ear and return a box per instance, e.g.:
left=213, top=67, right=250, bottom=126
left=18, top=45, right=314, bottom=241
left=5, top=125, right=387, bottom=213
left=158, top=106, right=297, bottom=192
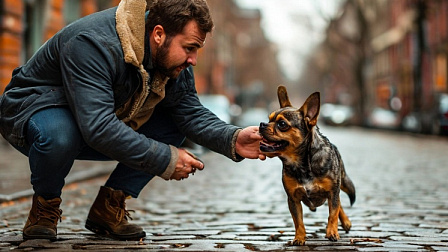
left=277, top=85, right=292, bottom=108
left=152, top=25, right=166, bottom=46
left=299, top=92, right=320, bottom=129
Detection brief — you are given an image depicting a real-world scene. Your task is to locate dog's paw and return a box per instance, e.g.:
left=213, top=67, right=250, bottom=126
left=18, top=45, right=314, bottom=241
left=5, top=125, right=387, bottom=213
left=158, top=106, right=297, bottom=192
left=325, top=229, right=340, bottom=241
left=341, top=219, right=352, bottom=232
left=290, top=237, right=306, bottom=246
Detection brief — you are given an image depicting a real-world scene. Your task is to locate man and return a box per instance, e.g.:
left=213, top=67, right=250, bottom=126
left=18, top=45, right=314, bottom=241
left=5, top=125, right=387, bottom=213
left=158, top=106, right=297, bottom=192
left=0, top=0, right=265, bottom=241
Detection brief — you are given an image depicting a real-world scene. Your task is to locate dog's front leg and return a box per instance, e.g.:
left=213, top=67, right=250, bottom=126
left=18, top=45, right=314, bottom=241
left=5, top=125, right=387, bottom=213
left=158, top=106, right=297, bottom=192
left=325, top=194, right=341, bottom=241
left=287, top=197, right=306, bottom=245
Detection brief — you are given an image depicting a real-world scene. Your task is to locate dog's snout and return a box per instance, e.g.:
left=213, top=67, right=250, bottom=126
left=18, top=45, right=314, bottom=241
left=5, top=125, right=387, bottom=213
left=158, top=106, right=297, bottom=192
left=260, top=122, right=268, bottom=129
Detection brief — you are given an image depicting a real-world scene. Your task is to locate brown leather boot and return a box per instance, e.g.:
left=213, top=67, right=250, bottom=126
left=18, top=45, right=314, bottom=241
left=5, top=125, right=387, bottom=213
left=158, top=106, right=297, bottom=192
left=23, top=195, right=62, bottom=240
left=85, top=186, right=146, bottom=240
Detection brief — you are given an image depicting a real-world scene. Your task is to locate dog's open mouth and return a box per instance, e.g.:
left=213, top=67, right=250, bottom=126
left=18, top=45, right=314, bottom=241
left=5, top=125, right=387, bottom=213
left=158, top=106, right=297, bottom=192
left=260, top=138, right=288, bottom=152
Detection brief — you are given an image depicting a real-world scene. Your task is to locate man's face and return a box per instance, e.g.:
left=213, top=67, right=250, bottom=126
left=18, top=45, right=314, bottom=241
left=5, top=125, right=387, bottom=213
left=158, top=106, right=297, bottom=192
left=154, top=20, right=206, bottom=79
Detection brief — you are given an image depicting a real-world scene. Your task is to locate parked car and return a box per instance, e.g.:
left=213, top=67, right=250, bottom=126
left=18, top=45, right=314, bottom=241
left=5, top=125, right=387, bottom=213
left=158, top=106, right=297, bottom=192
left=402, top=93, right=448, bottom=135
left=402, top=112, right=421, bottom=133
left=367, top=107, right=401, bottom=130
left=320, top=103, right=354, bottom=126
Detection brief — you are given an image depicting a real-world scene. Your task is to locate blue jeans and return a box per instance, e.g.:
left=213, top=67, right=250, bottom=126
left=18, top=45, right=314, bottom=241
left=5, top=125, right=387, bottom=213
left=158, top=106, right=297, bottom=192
left=13, top=106, right=185, bottom=199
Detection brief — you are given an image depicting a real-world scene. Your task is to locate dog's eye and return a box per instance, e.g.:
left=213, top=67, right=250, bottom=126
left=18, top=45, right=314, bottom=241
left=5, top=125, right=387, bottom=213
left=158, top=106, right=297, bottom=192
left=277, top=120, right=290, bottom=131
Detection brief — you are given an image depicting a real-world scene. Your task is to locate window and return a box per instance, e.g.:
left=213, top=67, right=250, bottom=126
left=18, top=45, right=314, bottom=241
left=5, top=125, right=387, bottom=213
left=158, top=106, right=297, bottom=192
left=23, top=0, right=47, bottom=61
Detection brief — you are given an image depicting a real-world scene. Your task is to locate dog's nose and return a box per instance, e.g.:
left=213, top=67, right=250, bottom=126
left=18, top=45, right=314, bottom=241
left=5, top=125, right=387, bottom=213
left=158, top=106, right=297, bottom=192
left=260, top=122, right=268, bottom=129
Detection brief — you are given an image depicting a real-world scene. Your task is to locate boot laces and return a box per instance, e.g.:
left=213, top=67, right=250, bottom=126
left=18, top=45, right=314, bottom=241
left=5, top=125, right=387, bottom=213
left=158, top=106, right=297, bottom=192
left=37, top=200, right=62, bottom=224
left=114, top=200, right=135, bottom=222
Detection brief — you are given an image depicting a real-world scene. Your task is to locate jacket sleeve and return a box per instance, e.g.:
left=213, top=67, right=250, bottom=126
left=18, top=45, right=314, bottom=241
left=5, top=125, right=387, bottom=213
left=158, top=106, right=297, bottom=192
left=161, top=67, right=243, bottom=161
left=59, top=33, right=173, bottom=177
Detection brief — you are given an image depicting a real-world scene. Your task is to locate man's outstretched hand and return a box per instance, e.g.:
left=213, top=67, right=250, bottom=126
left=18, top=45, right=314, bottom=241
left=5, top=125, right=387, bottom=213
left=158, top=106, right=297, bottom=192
left=235, top=126, right=266, bottom=160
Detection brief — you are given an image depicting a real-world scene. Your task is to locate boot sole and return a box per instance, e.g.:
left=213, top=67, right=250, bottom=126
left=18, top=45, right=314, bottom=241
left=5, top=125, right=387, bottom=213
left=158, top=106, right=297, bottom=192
left=23, top=233, right=57, bottom=241
left=85, top=219, right=146, bottom=241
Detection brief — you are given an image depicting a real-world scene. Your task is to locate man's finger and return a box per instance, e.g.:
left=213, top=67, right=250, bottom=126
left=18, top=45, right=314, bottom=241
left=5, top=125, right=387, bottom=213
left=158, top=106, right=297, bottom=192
left=184, top=149, right=204, bottom=169
left=194, top=159, right=204, bottom=169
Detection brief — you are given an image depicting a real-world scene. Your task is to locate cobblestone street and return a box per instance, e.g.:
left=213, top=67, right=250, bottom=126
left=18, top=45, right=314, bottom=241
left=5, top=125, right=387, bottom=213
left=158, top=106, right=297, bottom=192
left=1, top=126, right=448, bottom=251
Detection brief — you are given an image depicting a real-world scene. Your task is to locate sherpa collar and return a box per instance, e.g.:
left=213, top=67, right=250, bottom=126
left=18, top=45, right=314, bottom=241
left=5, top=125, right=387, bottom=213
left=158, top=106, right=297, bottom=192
left=115, top=0, right=146, bottom=68
left=114, top=0, right=169, bottom=130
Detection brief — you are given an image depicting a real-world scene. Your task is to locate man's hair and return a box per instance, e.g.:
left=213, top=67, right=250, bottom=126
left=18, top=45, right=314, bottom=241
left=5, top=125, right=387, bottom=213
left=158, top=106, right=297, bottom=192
left=146, top=0, right=214, bottom=37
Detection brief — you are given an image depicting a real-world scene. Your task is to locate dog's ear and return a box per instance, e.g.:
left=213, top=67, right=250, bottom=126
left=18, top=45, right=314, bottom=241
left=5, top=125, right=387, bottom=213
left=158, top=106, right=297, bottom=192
left=277, top=85, right=292, bottom=108
left=300, top=92, right=320, bottom=128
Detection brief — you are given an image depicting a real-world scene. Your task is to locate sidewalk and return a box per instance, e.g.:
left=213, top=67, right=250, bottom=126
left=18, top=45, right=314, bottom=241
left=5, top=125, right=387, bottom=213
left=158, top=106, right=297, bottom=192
left=0, top=138, right=115, bottom=202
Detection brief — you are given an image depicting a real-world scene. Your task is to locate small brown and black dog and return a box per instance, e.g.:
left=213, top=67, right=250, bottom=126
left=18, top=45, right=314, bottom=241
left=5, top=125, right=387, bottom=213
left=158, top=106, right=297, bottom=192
left=259, top=86, right=356, bottom=245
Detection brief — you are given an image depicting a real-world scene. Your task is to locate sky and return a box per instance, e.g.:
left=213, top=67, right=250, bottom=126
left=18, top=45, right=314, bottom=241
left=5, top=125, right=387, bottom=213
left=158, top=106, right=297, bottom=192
left=235, top=0, right=342, bottom=80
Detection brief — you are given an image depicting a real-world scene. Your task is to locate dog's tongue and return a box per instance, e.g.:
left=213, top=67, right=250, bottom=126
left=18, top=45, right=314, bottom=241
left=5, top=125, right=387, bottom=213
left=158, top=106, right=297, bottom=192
left=260, top=138, right=278, bottom=152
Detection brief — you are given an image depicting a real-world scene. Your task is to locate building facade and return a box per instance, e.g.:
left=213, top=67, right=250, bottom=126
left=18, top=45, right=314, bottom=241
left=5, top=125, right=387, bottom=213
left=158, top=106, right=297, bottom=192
left=301, top=0, right=448, bottom=134
left=0, top=0, right=121, bottom=92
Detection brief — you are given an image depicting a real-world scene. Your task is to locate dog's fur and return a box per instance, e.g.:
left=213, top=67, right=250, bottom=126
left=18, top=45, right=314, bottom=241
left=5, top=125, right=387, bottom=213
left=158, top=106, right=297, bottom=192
left=259, top=86, right=356, bottom=245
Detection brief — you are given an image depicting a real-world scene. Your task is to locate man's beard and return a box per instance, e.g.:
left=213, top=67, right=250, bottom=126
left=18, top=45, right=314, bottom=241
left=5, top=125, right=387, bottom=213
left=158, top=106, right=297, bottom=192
left=154, top=38, right=187, bottom=79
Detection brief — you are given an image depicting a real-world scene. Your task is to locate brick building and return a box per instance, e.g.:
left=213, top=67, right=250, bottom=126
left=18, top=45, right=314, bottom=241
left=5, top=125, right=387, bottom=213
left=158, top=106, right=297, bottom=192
left=0, top=0, right=121, bottom=93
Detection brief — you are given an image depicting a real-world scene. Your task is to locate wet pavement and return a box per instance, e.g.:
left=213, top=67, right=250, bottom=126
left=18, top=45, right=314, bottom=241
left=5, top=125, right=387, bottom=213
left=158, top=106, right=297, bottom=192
left=1, top=126, right=448, bottom=251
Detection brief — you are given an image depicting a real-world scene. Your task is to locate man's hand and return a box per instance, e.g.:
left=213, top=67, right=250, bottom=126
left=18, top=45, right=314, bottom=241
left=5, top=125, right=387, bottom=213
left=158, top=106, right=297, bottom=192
left=170, top=149, right=204, bottom=181
left=236, top=126, right=266, bottom=160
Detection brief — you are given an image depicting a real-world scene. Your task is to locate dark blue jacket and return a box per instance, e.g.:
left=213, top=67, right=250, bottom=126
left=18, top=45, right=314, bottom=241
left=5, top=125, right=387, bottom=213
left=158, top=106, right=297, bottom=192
left=0, top=7, right=241, bottom=178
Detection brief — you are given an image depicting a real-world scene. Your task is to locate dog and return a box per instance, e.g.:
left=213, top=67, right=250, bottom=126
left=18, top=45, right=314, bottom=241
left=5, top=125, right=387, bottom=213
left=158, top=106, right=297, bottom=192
left=259, top=86, right=356, bottom=245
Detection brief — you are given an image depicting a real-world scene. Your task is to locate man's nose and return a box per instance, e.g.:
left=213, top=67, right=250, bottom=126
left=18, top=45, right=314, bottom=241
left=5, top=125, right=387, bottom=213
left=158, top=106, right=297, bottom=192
left=187, top=52, right=198, bottom=66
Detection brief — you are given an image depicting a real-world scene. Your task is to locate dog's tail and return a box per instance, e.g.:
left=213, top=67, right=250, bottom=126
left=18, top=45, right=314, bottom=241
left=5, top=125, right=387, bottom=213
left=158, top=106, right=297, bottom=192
left=341, top=173, right=356, bottom=206
left=335, top=149, right=356, bottom=206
